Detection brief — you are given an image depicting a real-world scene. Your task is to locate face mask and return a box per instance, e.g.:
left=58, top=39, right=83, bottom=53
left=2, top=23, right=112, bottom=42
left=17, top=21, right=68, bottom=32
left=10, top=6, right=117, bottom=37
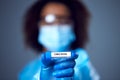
left=38, top=24, right=76, bottom=52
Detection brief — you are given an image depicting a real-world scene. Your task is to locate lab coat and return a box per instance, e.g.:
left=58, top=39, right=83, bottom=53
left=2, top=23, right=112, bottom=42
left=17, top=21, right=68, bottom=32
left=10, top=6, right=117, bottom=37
left=18, top=48, right=100, bottom=80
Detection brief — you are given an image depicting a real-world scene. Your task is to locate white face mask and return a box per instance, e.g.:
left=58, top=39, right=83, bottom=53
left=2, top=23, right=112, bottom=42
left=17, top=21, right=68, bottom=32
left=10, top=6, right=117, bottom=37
left=38, top=24, right=76, bottom=52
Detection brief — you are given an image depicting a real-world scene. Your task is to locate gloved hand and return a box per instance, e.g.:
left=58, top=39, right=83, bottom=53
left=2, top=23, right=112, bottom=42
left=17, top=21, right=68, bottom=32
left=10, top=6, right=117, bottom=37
left=41, top=51, right=53, bottom=67
left=52, top=51, right=78, bottom=80
left=40, top=51, right=78, bottom=80
left=40, top=51, right=54, bottom=80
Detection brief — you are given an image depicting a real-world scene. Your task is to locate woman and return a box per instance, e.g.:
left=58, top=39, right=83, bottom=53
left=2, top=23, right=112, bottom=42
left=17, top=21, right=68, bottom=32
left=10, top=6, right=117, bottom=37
left=19, top=0, right=100, bottom=80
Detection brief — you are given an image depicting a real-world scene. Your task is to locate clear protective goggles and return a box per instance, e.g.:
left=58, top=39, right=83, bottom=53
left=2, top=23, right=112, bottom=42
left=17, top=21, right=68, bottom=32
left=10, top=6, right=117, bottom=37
left=38, top=14, right=73, bottom=26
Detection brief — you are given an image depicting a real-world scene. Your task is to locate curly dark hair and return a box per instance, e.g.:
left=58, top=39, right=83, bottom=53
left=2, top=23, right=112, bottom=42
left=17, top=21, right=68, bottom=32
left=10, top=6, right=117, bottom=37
left=23, top=0, right=90, bottom=53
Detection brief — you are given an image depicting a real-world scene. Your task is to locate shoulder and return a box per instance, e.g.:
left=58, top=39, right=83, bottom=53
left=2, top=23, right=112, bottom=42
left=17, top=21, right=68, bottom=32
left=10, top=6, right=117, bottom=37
left=18, top=58, right=41, bottom=80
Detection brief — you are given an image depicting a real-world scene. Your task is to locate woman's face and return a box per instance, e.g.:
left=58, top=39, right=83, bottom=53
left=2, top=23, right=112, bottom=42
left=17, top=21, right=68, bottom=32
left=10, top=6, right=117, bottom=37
left=39, top=2, right=72, bottom=26
left=38, top=2, right=76, bottom=52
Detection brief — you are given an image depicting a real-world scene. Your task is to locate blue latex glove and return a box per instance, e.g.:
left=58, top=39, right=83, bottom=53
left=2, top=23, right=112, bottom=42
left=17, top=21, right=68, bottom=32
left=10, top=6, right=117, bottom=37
left=40, top=51, right=53, bottom=80
left=52, top=51, right=78, bottom=80
left=40, top=51, right=78, bottom=80
left=41, top=51, right=53, bottom=67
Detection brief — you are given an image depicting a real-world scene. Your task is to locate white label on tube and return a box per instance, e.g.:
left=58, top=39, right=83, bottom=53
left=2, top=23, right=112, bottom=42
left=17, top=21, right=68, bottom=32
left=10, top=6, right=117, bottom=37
left=51, top=52, right=71, bottom=58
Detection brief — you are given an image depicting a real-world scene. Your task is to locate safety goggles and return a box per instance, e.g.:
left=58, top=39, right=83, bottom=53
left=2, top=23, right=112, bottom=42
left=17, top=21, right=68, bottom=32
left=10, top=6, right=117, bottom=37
left=38, top=14, right=73, bottom=26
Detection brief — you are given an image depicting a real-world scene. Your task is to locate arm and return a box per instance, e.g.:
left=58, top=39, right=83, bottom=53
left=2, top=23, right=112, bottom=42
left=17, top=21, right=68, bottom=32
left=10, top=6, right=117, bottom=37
left=75, top=61, right=100, bottom=80
left=18, top=51, right=53, bottom=80
left=74, top=49, right=100, bottom=80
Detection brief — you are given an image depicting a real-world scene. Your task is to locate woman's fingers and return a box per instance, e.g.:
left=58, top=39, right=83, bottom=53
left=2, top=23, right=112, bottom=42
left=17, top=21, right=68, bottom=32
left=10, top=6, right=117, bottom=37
left=52, top=51, right=77, bottom=78
left=53, top=60, right=76, bottom=70
left=53, top=68, right=74, bottom=78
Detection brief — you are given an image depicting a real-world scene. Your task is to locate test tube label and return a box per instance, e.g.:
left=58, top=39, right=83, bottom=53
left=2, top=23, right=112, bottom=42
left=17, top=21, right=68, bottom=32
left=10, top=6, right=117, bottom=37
left=51, top=52, right=71, bottom=58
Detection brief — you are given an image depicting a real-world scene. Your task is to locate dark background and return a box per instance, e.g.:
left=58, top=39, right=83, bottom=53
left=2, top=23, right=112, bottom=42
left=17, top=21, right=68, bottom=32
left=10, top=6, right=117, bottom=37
left=0, top=0, right=120, bottom=80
